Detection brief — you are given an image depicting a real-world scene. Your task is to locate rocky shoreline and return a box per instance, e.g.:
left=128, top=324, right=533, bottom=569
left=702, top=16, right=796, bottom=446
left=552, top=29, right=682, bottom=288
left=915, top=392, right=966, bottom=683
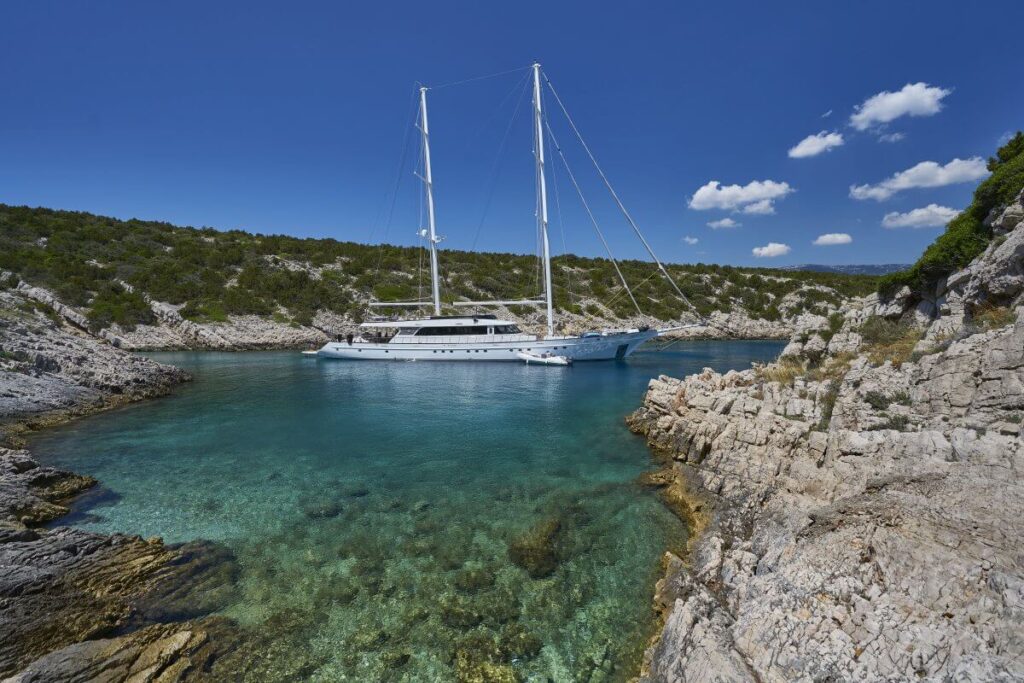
left=0, top=288, right=244, bottom=681
left=628, top=192, right=1024, bottom=681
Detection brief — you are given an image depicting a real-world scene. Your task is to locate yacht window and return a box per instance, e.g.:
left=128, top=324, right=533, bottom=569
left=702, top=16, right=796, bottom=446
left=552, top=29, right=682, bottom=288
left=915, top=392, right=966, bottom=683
left=493, top=325, right=522, bottom=334
left=416, top=325, right=490, bottom=336
left=398, top=328, right=419, bottom=336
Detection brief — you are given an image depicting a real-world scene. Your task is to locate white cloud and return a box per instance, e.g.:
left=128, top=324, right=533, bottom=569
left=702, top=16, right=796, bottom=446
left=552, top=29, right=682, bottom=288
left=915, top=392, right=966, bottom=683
left=813, top=232, right=852, bottom=246
left=682, top=235, right=699, bottom=245
left=882, top=204, right=960, bottom=229
left=741, top=199, right=777, bottom=215
left=878, top=132, right=905, bottom=143
left=689, top=179, right=793, bottom=214
left=850, top=82, right=951, bottom=130
left=821, top=109, right=833, bottom=118
left=850, top=157, right=988, bottom=201
left=788, top=130, right=844, bottom=158
left=707, top=217, right=740, bottom=229
left=752, top=242, right=791, bottom=258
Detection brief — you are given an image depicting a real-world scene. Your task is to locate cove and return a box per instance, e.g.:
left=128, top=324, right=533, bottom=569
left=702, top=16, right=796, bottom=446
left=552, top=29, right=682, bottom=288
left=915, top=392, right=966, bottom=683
left=30, top=341, right=783, bottom=681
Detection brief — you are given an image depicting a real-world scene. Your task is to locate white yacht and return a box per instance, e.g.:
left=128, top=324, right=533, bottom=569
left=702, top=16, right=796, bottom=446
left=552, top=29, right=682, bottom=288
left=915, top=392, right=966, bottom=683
left=318, top=315, right=658, bottom=361
left=317, top=63, right=698, bottom=363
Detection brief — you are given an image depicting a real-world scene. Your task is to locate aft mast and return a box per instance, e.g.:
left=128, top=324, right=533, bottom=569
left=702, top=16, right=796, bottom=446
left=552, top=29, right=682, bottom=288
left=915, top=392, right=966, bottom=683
left=532, top=63, right=555, bottom=337
left=419, top=86, right=443, bottom=316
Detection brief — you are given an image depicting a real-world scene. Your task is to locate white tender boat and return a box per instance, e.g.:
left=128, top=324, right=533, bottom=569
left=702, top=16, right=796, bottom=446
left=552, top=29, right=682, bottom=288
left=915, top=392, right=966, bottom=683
left=316, top=63, right=703, bottom=363
left=517, top=350, right=571, bottom=366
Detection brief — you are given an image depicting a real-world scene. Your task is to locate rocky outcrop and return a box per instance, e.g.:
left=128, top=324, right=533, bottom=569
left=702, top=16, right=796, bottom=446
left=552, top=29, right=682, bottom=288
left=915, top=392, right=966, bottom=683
left=1, top=289, right=188, bottom=439
left=630, top=195, right=1024, bottom=682
left=109, top=314, right=330, bottom=351
left=0, top=289, right=250, bottom=680
left=0, top=448, right=240, bottom=680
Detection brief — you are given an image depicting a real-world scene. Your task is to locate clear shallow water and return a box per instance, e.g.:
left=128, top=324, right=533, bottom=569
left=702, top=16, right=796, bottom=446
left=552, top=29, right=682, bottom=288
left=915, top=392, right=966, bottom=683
left=31, top=342, right=782, bottom=681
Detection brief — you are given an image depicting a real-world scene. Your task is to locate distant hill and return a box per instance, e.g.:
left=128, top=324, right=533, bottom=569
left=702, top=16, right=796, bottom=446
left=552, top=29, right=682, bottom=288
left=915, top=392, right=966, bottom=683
left=781, top=264, right=911, bottom=276
left=0, top=204, right=881, bottom=333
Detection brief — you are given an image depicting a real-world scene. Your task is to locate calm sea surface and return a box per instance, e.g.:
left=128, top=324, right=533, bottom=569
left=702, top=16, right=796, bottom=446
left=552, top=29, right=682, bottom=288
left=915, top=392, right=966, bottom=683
left=31, top=341, right=782, bottom=681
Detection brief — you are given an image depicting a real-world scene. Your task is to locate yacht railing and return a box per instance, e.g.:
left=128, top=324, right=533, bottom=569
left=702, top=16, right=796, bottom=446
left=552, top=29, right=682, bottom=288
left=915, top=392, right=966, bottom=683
left=394, top=334, right=536, bottom=344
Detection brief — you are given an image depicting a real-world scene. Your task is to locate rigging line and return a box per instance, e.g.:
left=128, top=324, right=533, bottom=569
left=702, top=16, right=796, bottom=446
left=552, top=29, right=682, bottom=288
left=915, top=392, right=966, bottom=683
left=605, top=269, right=659, bottom=310
left=533, top=117, right=543, bottom=296
left=470, top=71, right=532, bottom=251
left=373, top=89, right=420, bottom=275
left=466, top=68, right=531, bottom=144
left=542, top=72, right=705, bottom=322
left=417, top=236, right=424, bottom=302
left=547, top=123, right=574, bottom=310
left=544, top=118, right=643, bottom=317
left=428, top=65, right=532, bottom=91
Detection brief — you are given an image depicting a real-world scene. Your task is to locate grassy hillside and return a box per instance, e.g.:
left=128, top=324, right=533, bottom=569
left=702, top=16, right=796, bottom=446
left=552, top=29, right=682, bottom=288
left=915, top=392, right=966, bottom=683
left=0, top=205, right=880, bottom=332
left=878, top=132, right=1024, bottom=298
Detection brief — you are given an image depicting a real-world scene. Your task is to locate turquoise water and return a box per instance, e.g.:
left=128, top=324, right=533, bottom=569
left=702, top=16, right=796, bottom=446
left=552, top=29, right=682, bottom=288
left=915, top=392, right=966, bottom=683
left=31, top=342, right=782, bottom=681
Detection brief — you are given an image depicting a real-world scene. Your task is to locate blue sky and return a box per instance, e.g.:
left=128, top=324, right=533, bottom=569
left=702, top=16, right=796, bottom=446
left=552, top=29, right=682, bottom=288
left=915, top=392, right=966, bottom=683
left=2, top=1, right=1021, bottom=267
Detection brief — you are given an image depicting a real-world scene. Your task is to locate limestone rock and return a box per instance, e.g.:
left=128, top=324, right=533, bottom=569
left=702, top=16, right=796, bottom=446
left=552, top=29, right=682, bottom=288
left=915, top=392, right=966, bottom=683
left=631, top=200, right=1024, bottom=681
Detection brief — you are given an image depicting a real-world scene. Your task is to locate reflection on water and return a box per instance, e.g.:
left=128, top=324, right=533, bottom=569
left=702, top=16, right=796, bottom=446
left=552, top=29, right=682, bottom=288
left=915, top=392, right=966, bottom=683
left=32, top=342, right=782, bottom=681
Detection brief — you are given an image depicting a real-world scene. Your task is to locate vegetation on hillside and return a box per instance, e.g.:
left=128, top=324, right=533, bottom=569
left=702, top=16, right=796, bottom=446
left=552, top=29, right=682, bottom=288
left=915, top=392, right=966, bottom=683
left=878, top=132, right=1024, bottom=298
left=0, top=205, right=880, bottom=331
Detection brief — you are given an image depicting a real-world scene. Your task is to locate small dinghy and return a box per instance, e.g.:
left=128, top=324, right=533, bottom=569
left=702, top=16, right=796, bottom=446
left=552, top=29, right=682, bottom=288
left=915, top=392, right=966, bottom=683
left=517, top=350, right=572, bottom=366
left=301, top=350, right=319, bottom=357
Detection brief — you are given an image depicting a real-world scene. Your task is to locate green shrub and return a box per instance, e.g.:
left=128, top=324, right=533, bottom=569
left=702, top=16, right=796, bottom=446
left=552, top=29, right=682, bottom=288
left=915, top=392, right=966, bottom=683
left=863, top=391, right=891, bottom=410
left=859, top=316, right=911, bottom=345
left=86, top=283, right=155, bottom=332
left=180, top=301, right=229, bottom=323
left=868, top=414, right=910, bottom=431
left=821, top=312, right=845, bottom=342
left=879, top=132, right=1024, bottom=298
left=816, top=380, right=841, bottom=431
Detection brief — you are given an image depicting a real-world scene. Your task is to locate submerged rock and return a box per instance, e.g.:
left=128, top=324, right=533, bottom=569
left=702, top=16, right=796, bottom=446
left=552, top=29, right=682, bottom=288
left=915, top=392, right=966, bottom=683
left=441, top=596, right=484, bottom=629
left=451, top=631, right=520, bottom=683
left=498, top=623, right=543, bottom=660
left=299, top=495, right=344, bottom=520
left=507, top=517, right=563, bottom=579
left=453, top=566, right=497, bottom=593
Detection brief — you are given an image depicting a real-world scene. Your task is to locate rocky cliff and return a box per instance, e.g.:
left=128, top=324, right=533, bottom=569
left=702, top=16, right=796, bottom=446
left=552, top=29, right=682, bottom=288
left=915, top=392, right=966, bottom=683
left=628, top=191, right=1024, bottom=681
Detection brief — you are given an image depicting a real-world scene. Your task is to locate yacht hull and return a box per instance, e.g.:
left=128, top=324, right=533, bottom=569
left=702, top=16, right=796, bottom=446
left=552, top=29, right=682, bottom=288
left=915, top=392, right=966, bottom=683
left=316, top=329, right=659, bottom=362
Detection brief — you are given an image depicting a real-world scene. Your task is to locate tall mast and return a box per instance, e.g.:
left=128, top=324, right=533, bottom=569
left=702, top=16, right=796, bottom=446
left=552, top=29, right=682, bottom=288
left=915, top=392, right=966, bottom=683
left=419, top=86, right=442, bottom=316
left=532, top=63, right=554, bottom=337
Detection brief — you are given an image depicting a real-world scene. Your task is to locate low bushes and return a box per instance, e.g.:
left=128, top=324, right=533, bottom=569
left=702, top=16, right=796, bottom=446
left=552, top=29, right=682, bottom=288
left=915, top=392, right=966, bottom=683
left=859, top=316, right=922, bottom=367
left=878, top=132, right=1024, bottom=299
left=86, top=283, right=155, bottom=332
